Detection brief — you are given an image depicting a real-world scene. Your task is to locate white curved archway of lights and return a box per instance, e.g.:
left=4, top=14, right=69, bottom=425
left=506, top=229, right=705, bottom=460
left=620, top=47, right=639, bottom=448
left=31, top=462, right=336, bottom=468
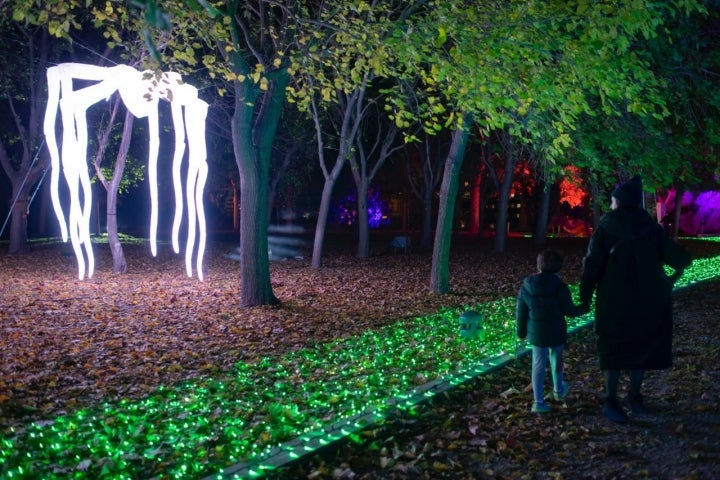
left=43, top=63, right=209, bottom=280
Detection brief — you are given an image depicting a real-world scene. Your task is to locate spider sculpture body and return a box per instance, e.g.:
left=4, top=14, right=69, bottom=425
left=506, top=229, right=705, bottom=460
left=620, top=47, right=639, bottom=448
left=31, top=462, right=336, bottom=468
left=43, top=63, right=209, bottom=280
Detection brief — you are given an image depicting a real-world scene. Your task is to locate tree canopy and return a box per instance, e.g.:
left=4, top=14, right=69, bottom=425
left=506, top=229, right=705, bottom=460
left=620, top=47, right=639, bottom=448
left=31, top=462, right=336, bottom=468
left=1, top=0, right=716, bottom=300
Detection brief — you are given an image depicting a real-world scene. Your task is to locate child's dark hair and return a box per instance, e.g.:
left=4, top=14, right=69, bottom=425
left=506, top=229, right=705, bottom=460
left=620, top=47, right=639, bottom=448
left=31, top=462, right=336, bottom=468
left=537, top=249, right=563, bottom=273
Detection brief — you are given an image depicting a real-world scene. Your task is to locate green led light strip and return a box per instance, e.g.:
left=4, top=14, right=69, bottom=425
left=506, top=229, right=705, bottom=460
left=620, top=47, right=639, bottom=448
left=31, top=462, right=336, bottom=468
left=202, top=309, right=598, bottom=480
left=2, top=244, right=719, bottom=480
left=205, top=248, right=720, bottom=479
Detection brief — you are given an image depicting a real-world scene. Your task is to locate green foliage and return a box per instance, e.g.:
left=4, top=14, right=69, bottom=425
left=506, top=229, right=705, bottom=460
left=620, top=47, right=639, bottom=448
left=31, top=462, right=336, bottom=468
left=285, top=1, right=402, bottom=112
left=8, top=0, right=85, bottom=38
left=93, top=159, right=145, bottom=194
left=382, top=0, right=704, bottom=170
left=114, top=0, right=710, bottom=192
left=569, top=0, right=715, bottom=191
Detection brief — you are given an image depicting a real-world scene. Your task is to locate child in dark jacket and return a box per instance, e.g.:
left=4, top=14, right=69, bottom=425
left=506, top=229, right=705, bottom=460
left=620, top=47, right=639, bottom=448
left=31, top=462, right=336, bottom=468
left=517, top=249, right=587, bottom=413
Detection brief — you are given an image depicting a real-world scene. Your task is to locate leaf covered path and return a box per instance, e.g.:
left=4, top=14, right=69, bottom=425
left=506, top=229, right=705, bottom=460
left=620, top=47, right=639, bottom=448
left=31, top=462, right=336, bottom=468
left=277, top=278, right=720, bottom=480
left=1, top=236, right=719, bottom=479
left=1, top=236, right=567, bottom=421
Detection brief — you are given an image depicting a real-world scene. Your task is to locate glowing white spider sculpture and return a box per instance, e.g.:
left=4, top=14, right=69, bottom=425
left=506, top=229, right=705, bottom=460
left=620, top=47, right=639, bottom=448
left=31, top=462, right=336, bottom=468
left=43, top=63, right=209, bottom=280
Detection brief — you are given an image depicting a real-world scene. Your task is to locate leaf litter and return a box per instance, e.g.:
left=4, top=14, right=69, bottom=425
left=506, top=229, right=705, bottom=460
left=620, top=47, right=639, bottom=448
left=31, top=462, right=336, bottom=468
left=1, top=236, right=719, bottom=479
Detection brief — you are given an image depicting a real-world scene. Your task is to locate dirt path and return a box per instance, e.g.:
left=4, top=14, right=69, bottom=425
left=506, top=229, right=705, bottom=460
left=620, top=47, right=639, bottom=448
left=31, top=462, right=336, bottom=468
left=2, top=237, right=719, bottom=479
left=277, top=279, right=720, bottom=479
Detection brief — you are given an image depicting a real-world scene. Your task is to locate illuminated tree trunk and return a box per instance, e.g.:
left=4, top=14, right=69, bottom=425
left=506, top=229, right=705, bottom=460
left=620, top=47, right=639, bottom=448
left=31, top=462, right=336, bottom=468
left=311, top=87, right=365, bottom=269
left=232, top=74, right=286, bottom=306
left=106, top=111, right=133, bottom=273
left=469, top=170, right=481, bottom=235
left=430, top=114, right=471, bottom=294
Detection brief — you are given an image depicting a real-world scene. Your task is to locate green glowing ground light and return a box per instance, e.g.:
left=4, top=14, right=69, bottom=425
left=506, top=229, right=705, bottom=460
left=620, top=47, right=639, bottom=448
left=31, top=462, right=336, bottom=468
left=2, top=246, right=720, bottom=480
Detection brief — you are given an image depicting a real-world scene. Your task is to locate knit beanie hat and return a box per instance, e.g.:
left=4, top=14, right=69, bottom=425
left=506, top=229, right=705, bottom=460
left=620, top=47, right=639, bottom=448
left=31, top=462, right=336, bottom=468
left=611, top=174, right=643, bottom=207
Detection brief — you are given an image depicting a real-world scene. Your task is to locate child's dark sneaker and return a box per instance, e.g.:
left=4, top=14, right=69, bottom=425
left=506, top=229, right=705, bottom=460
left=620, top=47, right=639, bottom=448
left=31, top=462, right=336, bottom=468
left=624, top=393, right=644, bottom=414
left=532, top=402, right=552, bottom=413
left=602, top=397, right=628, bottom=423
left=553, top=381, right=569, bottom=401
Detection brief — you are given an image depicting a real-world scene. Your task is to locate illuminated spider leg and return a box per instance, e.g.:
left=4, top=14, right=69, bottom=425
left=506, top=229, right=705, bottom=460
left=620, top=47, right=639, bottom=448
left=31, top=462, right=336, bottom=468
left=44, top=63, right=209, bottom=280
left=70, top=82, right=111, bottom=279
left=194, top=162, right=209, bottom=280
left=184, top=99, right=209, bottom=280
left=170, top=100, right=186, bottom=255
left=192, top=151, right=209, bottom=280
left=57, top=95, right=89, bottom=280
left=43, top=66, right=68, bottom=242
left=147, top=104, right=161, bottom=257
left=45, top=63, right=123, bottom=246
left=70, top=103, right=96, bottom=278
left=58, top=72, right=121, bottom=279
left=58, top=66, right=90, bottom=280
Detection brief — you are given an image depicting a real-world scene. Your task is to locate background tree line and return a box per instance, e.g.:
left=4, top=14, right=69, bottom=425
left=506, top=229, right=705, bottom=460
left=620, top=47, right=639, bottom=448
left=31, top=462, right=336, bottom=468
left=0, top=0, right=718, bottom=306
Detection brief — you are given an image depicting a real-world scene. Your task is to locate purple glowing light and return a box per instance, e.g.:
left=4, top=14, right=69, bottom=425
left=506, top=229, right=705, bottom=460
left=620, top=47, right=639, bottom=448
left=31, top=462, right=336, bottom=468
left=333, top=188, right=390, bottom=228
left=660, top=189, right=720, bottom=235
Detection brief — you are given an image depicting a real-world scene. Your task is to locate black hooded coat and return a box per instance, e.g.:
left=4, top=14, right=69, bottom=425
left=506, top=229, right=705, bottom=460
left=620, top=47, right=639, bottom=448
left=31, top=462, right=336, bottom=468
left=580, top=206, right=692, bottom=370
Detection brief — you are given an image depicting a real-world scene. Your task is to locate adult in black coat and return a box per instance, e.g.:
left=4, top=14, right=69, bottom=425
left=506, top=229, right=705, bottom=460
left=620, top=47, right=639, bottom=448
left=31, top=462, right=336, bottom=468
left=580, top=175, right=692, bottom=423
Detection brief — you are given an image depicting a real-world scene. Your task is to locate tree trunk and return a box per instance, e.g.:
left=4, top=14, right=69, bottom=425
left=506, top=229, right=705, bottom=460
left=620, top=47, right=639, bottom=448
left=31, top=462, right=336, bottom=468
left=469, top=170, right=481, bottom=235
left=268, top=146, right=298, bottom=224
left=351, top=121, right=401, bottom=259
left=310, top=87, right=363, bottom=269
left=672, top=187, right=684, bottom=240
left=3, top=153, right=43, bottom=254
left=235, top=126, right=277, bottom=306
left=534, top=182, right=551, bottom=246
left=90, top=97, right=128, bottom=273
left=356, top=178, right=370, bottom=258
left=404, top=135, right=443, bottom=250
left=493, top=150, right=516, bottom=253
left=93, top=184, right=102, bottom=236
left=0, top=30, right=49, bottom=253
left=232, top=75, right=285, bottom=306
left=106, top=110, right=134, bottom=273
left=311, top=177, right=337, bottom=269
left=8, top=190, right=30, bottom=254
left=421, top=189, right=434, bottom=249
left=429, top=115, right=471, bottom=294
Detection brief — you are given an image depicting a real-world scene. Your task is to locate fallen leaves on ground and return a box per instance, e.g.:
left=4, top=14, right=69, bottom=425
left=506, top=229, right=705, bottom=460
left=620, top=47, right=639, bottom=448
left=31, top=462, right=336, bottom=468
left=0, top=236, right=574, bottom=421
left=276, top=273, right=720, bottom=480
left=1, top=235, right=719, bottom=480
